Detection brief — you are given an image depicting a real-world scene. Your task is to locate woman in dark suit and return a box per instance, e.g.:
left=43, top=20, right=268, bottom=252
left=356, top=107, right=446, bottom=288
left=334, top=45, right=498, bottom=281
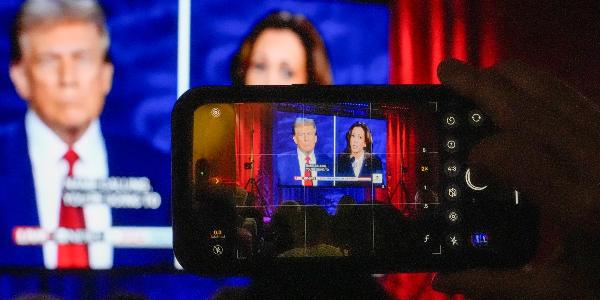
left=336, top=122, right=383, bottom=184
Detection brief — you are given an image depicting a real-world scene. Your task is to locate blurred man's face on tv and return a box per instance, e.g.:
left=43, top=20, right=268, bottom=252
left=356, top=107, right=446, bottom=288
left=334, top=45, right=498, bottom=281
left=245, top=28, right=308, bottom=85
left=10, top=21, right=113, bottom=143
left=293, top=123, right=317, bottom=155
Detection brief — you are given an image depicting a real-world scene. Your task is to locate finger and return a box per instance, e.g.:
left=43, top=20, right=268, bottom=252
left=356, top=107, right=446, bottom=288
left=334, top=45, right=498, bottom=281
left=468, top=133, right=567, bottom=263
left=495, top=60, right=600, bottom=135
left=437, top=59, right=560, bottom=138
left=438, top=59, right=600, bottom=180
left=495, top=61, right=600, bottom=169
left=437, top=59, right=527, bottom=130
left=468, top=133, right=599, bottom=240
left=432, top=266, right=596, bottom=300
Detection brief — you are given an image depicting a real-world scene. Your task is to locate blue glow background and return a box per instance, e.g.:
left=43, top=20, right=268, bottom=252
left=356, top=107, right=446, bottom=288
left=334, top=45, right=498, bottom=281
left=190, top=0, right=389, bottom=85
left=0, top=0, right=388, bottom=298
left=0, top=1, right=23, bottom=124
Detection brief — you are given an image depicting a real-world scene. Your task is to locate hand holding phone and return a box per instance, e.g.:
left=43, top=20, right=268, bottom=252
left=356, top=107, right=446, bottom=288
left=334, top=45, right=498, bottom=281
left=432, top=59, right=600, bottom=299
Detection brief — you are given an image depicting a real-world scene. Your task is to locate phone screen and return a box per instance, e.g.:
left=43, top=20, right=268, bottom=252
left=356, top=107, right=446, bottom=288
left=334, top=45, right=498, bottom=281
left=192, top=101, right=450, bottom=259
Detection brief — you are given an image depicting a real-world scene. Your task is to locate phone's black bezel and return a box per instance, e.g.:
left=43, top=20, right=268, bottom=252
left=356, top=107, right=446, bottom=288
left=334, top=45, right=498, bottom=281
left=172, top=85, right=538, bottom=275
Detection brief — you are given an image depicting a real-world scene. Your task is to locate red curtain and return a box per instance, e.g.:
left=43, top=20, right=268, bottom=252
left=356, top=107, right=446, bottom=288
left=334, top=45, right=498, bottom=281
left=383, top=112, right=418, bottom=214
left=383, top=109, right=439, bottom=215
left=234, top=104, right=273, bottom=213
left=383, top=0, right=500, bottom=299
left=390, top=0, right=499, bottom=85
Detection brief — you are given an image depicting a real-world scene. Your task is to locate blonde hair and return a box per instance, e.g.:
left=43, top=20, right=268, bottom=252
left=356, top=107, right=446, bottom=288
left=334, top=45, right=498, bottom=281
left=11, top=0, right=110, bottom=62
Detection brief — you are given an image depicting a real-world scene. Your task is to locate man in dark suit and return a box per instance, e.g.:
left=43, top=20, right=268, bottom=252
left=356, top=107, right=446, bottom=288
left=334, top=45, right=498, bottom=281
left=0, top=0, right=171, bottom=269
left=275, top=117, right=332, bottom=187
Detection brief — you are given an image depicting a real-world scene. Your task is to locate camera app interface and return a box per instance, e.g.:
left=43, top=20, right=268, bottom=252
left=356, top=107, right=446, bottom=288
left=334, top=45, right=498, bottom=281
left=192, top=101, right=460, bottom=260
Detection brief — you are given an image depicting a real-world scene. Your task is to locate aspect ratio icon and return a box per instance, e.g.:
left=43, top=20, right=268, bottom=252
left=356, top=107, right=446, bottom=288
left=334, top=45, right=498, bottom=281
left=443, top=160, right=460, bottom=177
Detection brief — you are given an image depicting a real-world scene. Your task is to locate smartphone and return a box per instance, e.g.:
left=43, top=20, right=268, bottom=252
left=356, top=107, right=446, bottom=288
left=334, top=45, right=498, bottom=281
left=171, top=85, right=538, bottom=275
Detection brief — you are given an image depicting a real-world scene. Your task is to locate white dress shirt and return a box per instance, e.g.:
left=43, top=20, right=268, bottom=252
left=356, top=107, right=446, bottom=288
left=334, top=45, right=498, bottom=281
left=26, top=110, right=113, bottom=269
left=296, top=148, right=318, bottom=186
left=352, top=153, right=365, bottom=177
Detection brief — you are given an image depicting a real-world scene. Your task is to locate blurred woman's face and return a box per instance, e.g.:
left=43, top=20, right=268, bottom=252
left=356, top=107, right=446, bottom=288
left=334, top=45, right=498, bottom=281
left=245, top=28, right=308, bottom=85
left=350, top=126, right=367, bottom=155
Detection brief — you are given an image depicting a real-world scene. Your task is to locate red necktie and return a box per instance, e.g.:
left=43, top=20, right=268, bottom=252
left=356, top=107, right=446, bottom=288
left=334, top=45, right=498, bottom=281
left=304, top=155, right=313, bottom=186
left=57, top=148, right=89, bottom=269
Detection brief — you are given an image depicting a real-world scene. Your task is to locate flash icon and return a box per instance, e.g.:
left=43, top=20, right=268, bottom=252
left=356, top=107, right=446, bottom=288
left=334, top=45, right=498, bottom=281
left=213, top=245, right=223, bottom=255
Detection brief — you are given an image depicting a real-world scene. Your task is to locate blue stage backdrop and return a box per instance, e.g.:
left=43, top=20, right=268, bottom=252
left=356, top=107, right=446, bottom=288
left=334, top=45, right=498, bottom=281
left=0, top=0, right=178, bottom=154
left=0, top=1, right=25, bottom=123
left=190, top=0, right=389, bottom=86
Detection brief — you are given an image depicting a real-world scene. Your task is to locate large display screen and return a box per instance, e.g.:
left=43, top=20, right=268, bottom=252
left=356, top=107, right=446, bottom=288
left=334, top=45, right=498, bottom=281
left=0, top=0, right=389, bottom=277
